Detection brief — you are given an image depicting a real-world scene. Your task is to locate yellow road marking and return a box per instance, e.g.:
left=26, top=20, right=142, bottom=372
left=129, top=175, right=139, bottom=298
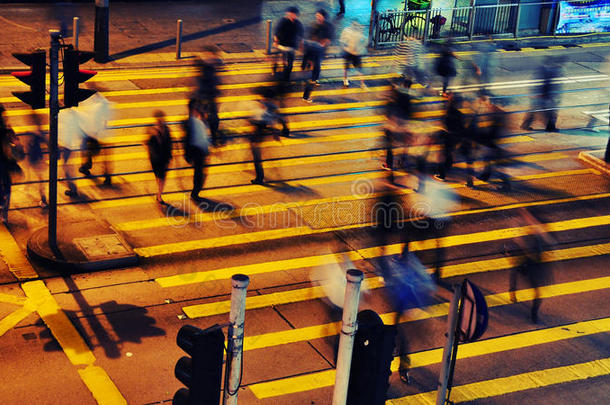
left=181, top=242, right=610, bottom=318
left=0, top=224, right=38, bottom=280
left=243, top=276, right=610, bottom=352
left=21, top=280, right=127, bottom=404
left=0, top=292, right=27, bottom=305
left=249, top=318, right=610, bottom=398
left=136, top=188, right=610, bottom=258
left=388, top=357, right=610, bottom=404
left=0, top=304, right=37, bottom=337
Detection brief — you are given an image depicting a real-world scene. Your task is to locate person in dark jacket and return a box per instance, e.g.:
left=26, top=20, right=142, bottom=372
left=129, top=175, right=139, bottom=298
left=273, top=6, right=304, bottom=82
left=184, top=99, right=211, bottom=202
left=0, top=105, right=17, bottom=224
left=26, top=111, right=48, bottom=208
left=147, top=110, right=173, bottom=205
left=521, top=58, right=562, bottom=132
left=195, top=47, right=223, bottom=146
left=302, top=9, right=334, bottom=102
left=435, top=40, right=458, bottom=95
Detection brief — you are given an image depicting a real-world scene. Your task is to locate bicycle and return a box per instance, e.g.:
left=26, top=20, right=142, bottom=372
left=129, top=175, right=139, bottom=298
left=376, top=11, right=426, bottom=44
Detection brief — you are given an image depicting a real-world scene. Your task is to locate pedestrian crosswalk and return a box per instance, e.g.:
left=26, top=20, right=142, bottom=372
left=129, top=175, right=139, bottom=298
left=1, top=49, right=609, bottom=405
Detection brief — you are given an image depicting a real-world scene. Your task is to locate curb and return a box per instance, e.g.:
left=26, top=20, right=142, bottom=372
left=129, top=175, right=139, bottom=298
left=578, top=150, right=610, bottom=177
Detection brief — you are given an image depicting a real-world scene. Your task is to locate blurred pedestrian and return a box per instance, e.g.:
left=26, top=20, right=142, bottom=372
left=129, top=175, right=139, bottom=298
left=273, top=6, right=304, bottom=82
left=430, top=14, right=446, bottom=39
left=435, top=92, right=474, bottom=187
left=25, top=111, right=48, bottom=208
left=339, top=21, right=367, bottom=89
left=1, top=104, right=27, bottom=223
left=147, top=110, right=173, bottom=205
left=392, top=31, right=428, bottom=89
left=77, top=93, right=114, bottom=186
left=435, top=40, right=458, bottom=96
left=337, top=0, right=345, bottom=17
left=475, top=95, right=511, bottom=190
left=382, top=77, right=415, bottom=183
left=302, top=9, right=334, bottom=103
left=58, top=108, right=83, bottom=197
left=472, top=38, right=497, bottom=95
left=509, top=208, right=554, bottom=324
left=605, top=103, right=610, bottom=163
left=521, top=57, right=562, bottom=132
left=249, top=87, right=288, bottom=185
left=183, top=100, right=211, bottom=202
left=195, top=46, right=223, bottom=146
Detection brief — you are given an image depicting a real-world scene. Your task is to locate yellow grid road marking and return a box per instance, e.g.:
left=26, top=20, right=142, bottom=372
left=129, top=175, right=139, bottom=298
left=242, top=276, right=610, bottom=352
left=388, top=357, right=610, bottom=404
left=181, top=243, right=610, bottom=318
left=136, top=197, right=610, bottom=258
left=0, top=292, right=27, bottom=305
left=0, top=303, right=37, bottom=337
left=249, top=318, right=610, bottom=398
left=21, top=280, right=126, bottom=404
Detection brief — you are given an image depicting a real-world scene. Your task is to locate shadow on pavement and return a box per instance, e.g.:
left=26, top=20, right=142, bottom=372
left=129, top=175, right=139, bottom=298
left=108, top=16, right=261, bottom=61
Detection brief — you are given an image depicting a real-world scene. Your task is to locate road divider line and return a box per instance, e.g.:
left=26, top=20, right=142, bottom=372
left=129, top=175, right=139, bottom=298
left=180, top=242, right=610, bottom=318
left=242, top=276, right=610, bottom=351
left=387, top=357, right=610, bottom=404
left=0, top=303, right=37, bottom=337
left=21, top=280, right=127, bottom=404
left=248, top=318, right=610, bottom=398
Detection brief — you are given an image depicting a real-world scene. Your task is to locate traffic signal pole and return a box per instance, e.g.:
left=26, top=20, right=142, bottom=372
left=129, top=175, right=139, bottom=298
left=332, top=269, right=364, bottom=405
left=48, top=30, right=61, bottom=255
left=94, top=0, right=109, bottom=62
left=223, top=274, right=250, bottom=405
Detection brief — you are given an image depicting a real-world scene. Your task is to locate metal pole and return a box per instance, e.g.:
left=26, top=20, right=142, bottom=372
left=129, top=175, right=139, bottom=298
left=332, top=269, right=364, bottom=405
left=94, top=0, right=109, bottom=62
left=223, top=274, right=250, bottom=405
left=176, top=19, right=183, bottom=60
left=468, top=6, right=476, bottom=40
left=266, top=20, right=273, bottom=55
left=436, top=284, right=463, bottom=405
left=514, top=3, right=521, bottom=39
left=423, top=9, right=431, bottom=44
left=48, top=30, right=60, bottom=255
left=73, top=17, right=79, bottom=49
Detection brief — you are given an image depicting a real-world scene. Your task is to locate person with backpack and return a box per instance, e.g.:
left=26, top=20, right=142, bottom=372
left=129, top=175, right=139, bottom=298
left=184, top=99, right=210, bottom=202
left=147, top=110, right=173, bottom=205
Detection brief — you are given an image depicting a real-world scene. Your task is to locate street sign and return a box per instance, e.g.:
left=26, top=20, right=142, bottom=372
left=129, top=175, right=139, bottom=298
left=458, top=279, right=489, bottom=343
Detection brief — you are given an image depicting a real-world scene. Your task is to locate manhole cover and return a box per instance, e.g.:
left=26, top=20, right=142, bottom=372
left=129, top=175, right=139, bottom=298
left=222, top=18, right=236, bottom=24
left=74, top=234, right=131, bottom=260
left=216, top=42, right=253, bottom=53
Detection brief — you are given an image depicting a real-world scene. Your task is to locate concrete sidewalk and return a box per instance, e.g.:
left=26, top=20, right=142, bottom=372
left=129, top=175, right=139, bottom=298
left=1, top=0, right=609, bottom=72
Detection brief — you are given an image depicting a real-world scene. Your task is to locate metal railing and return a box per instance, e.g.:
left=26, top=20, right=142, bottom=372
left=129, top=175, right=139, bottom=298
left=371, top=0, right=608, bottom=48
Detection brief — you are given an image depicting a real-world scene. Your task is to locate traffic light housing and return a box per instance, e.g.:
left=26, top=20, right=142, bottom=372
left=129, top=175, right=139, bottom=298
left=347, top=310, right=397, bottom=405
left=11, top=50, right=46, bottom=109
left=63, top=46, right=97, bottom=107
left=173, top=324, right=225, bottom=405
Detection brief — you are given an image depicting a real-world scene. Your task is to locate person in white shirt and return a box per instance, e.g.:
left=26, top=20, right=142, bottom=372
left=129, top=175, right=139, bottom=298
left=339, top=21, right=367, bottom=88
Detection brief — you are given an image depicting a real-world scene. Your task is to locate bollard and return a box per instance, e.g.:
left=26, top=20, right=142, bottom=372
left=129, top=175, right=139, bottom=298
left=176, top=19, right=183, bottom=60
left=332, top=269, right=364, bottom=405
left=73, top=17, right=79, bottom=49
left=266, top=19, right=273, bottom=55
left=223, top=274, right=250, bottom=405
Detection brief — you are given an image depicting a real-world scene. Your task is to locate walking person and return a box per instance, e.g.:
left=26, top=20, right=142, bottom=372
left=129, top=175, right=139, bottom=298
left=58, top=107, right=83, bottom=197
left=249, top=87, right=287, bottom=185
left=0, top=105, right=17, bottom=224
left=509, top=208, right=554, bottom=324
left=25, top=111, right=48, bottom=208
left=435, top=40, right=458, bottom=96
left=475, top=95, right=511, bottom=190
left=183, top=100, right=211, bottom=202
left=273, top=6, right=304, bottom=82
left=339, top=21, right=367, bottom=89
left=302, top=9, right=334, bottom=103
left=195, top=46, right=223, bottom=146
left=392, top=31, right=428, bottom=89
left=605, top=103, right=610, bottom=163
left=146, top=110, right=173, bottom=205
left=521, top=57, right=562, bottom=132
left=337, top=0, right=345, bottom=17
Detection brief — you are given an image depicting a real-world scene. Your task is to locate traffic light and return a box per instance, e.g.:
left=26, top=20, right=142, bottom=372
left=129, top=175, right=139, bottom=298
left=173, top=324, right=225, bottom=405
left=11, top=50, right=46, bottom=109
left=63, top=45, right=97, bottom=107
left=347, top=310, right=397, bottom=405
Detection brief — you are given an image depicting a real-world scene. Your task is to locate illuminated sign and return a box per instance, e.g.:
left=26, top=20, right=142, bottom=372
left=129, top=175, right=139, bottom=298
left=556, top=0, right=610, bottom=34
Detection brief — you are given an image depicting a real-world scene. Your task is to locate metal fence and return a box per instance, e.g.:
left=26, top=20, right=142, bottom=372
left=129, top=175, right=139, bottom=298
left=371, top=0, right=605, bottom=48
